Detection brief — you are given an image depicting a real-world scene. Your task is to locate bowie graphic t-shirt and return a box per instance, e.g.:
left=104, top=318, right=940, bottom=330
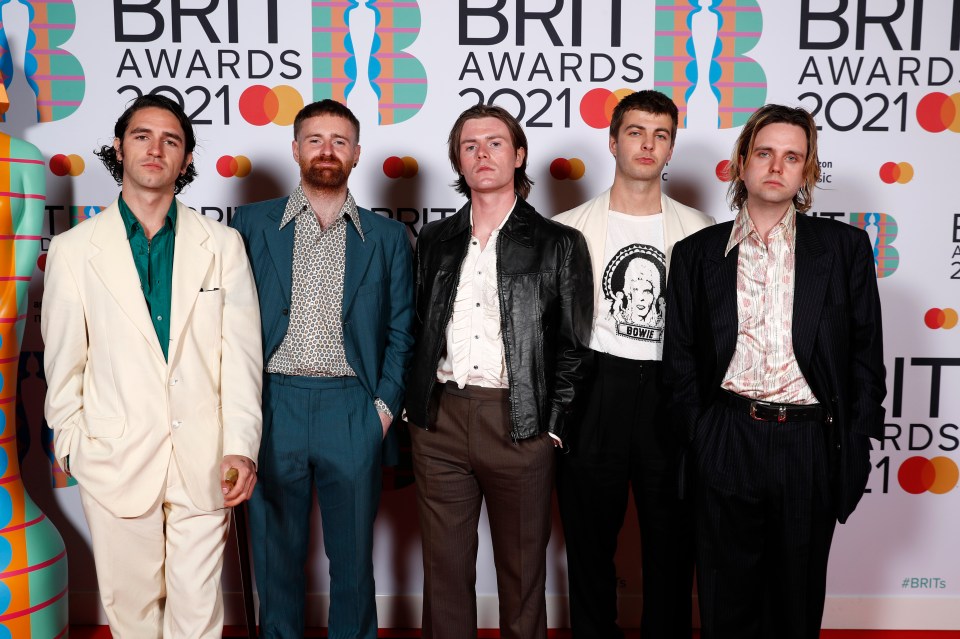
left=589, top=210, right=667, bottom=361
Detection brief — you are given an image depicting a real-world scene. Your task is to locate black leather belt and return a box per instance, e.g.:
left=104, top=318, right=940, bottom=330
left=718, top=390, right=830, bottom=423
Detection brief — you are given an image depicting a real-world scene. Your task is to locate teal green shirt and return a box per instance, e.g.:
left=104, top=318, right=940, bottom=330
left=118, top=195, right=177, bottom=360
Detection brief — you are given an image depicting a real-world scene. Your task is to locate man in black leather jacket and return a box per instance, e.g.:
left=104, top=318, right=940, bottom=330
left=405, top=105, right=593, bottom=639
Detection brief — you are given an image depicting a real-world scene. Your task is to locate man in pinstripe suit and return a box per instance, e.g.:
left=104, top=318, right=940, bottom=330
left=663, top=105, right=886, bottom=638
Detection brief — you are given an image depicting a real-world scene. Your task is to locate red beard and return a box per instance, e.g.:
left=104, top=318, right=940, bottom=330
left=302, top=156, right=349, bottom=190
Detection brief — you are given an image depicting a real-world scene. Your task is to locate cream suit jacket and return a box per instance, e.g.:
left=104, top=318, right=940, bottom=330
left=553, top=189, right=714, bottom=319
left=42, top=199, right=263, bottom=518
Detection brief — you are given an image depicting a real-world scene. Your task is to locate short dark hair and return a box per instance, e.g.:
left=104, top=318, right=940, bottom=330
left=609, top=90, right=679, bottom=144
left=293, top=99, right=360, bottom=142
left=447, top=104, right=533, bottom=199
left=95, top=94, right=197, bottom=194
left=727, top=104, right=821, bottom=213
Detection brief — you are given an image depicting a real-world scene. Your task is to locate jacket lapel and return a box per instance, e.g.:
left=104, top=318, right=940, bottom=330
left=169, top=204, right=213, bottom=354
left=792, top=214, right=832, bottom=373
left=89, top=203, right=166, bottom=363
left=703, top=237, right=739, bottom=372
left=342, top=211, right=375, bottom=318
left=263, top=200, right=294, bottom=307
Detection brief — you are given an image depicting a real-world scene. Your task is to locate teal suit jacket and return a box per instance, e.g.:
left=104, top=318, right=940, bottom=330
left=230, top=197, right=414, bottom=464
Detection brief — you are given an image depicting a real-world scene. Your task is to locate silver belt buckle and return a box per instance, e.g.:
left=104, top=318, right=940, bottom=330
left=778, top=406, right=787, bottom=423
left=749, top=402, right=761, bottom=420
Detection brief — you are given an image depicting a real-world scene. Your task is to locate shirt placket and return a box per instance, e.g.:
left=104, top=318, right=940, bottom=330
left=467, top=241, right=487, bottom=382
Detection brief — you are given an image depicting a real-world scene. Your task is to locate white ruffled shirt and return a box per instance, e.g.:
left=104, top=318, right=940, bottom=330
left=436, top=202, right=515, bottom=389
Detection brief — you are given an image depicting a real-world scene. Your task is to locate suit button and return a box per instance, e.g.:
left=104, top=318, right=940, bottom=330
left=281, top=308, right=289, bottom=316
left=172, top=420, right=182, bottom=429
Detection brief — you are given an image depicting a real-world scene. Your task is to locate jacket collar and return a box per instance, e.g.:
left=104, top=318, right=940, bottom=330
left=440, top=195, right=536, bottom=248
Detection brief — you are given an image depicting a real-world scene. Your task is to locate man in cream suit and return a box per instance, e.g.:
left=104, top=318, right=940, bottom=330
left=42, top=94, right=262, bottom=638
left=553, top=90, right=712, bottom=638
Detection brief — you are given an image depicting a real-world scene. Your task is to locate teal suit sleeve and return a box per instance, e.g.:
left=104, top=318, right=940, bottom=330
left=374, top=224, right=415, bottom=418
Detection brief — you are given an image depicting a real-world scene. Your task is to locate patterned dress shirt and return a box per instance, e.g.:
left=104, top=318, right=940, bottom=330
left=720, top=204, right=818, bottom=405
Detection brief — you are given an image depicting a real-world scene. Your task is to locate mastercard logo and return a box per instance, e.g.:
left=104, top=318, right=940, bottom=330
left=550, top=158, right=585, bottom=180
left=924, top=308, right=958, bottom=330
left=898, top=456, right=958, bottom=494
left=49, top=153, right=84, bottom=177
left=715, top=160, right=732, bottom=182
left=580, top=88, right=634, bottom=129
left=916, top=92, right=960, bottom=133
left=383, top=156, right=418, bottom=179
left=216, top=155, right=252, bottom=178
left=879, top=162, right=913, bottom=184
left=239, top=85, right=304, bottom=126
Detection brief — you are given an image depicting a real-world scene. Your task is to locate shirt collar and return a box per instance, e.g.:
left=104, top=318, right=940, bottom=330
left=469, top=196, right=517, bottom=235
left=279, top=184, right=364, bottom=241
left=724, top=203, right=796, bottom=256
left=118, top=195, right=178, bottom=240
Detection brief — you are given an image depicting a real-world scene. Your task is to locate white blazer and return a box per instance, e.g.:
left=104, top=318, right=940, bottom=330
left=553, top=189, right=714, bottom=318
left=42, top=199, right=263, bottom=517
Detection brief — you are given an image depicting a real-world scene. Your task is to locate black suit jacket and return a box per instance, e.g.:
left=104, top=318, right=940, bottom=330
left=663, top=212, right=886, bottom=523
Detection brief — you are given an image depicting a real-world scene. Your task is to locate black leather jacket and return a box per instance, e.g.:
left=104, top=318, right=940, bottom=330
left=406, top=198, right=593, bottom=442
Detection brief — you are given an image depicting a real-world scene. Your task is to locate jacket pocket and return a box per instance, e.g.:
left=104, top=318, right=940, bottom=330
left=82, top=415, right=126, bottom=439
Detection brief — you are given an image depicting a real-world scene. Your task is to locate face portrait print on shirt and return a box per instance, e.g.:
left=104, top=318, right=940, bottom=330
left=601, top=244, right=667, bottom=342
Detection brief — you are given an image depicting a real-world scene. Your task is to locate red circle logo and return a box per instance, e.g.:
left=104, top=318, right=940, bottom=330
left=49, top=153, right=85, bottom=177
left=216, top=155, right=252, bottom=178
left=915, top=92, right=960, bottom=133
left=383, top=156, right=418, bottom=179
left=239, top=85, right=304, bottom=126
left=549, top=158, right=585, bottom=181
left=898, top=456, right=959, bottom=494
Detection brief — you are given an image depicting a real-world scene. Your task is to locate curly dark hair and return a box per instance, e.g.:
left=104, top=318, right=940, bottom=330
left=94, top=94, right=198, bottom=194
left=447, top=104, right=532, bottom=199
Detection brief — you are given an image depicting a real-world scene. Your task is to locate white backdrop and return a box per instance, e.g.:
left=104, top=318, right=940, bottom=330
left=2, top=0, right=958, bottom=630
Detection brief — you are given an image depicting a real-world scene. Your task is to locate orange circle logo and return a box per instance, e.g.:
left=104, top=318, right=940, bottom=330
left=549, top=158, right=585, bottom=181
left=924, top=308, right=958, bottom=329
left=49, top=153, right=85, bottom=177
left=239, top=85, right=304, bottom=126
left=916, top=92, right=960, bottom=133
left=580, top=88, right=635, bottom=129
left=879, top=161, right=914, bottom=184
left=383, top=156, right=418, bottom=179
left=898, top=456, right=959, bottom=494
left=216, top=155, right=252, bottom=178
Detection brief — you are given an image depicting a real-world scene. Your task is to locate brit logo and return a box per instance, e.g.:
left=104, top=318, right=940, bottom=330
left=0, top=0, right=84, bottom=122
left=654, top=0, right=766, bottom=128
left=312, top=0, right=427, bottom=125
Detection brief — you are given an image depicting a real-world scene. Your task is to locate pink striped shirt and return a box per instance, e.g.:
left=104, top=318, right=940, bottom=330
left=720, top=205, right=818, bottom=405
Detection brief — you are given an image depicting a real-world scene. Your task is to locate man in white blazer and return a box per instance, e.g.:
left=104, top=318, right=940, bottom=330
left=41, top=95, right=263, bottom=638
left=553, top=90, right=713, bottom=639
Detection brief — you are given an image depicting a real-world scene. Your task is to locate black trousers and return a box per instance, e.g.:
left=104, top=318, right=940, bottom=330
left=694, top=398, right=837, bottom=639
left=557, top=352, right=694, bottom=639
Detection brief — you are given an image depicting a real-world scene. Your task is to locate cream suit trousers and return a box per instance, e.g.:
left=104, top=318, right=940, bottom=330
left=79, top=452, right=230, bottom=638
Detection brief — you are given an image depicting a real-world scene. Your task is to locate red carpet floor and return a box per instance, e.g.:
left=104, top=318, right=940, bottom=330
left=70, top=629, right=959, bottom=638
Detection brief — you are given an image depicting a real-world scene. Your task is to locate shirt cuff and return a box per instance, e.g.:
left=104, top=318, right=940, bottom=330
left=548, top=432, right=563, bottom=448
left=374, top=397, right=393, bottom=420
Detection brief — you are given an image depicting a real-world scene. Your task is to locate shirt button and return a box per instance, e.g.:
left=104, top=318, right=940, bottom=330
left=473, top=365, right=479, bottom=370
left=169, top=378, right=178, bottom=386
left=472, top=240, right=478, bottom=246
left=475, top=335, right=479, bottom=339
left=477, top=271, right=482, bottom=275
left=157, top=315, right=163, bottom=321
left=475, top=303, right=480, bottom=307
left=171, top=420, right=182, bottom=429
left=282, top=308, right=289, bottom=316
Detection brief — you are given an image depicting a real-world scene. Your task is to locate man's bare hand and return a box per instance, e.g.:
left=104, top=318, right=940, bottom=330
left=221, top=455, right=257, bottom=507
left=378, top=410, right=391, bottom=441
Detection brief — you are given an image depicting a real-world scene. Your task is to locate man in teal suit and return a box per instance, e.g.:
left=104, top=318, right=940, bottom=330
left=231, top=99, right=414, bottom=639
